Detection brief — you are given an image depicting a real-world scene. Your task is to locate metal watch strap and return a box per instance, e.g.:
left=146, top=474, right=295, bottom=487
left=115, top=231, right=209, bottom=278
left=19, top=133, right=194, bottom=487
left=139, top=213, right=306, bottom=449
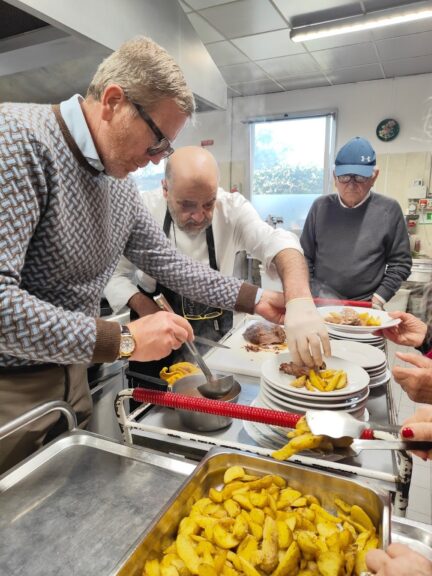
left=119, top=325, right=135, bottom=358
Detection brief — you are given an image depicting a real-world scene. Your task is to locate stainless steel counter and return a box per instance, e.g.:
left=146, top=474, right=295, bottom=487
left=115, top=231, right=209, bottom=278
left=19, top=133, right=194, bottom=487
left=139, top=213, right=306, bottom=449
left=0, top=430, right=195, bottom=576
left=0, top=404, right=428, bottom=575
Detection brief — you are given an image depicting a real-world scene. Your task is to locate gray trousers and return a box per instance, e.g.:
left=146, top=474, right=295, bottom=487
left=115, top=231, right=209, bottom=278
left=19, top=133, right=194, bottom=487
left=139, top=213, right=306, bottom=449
left=0, top=364, right=92, bottom=474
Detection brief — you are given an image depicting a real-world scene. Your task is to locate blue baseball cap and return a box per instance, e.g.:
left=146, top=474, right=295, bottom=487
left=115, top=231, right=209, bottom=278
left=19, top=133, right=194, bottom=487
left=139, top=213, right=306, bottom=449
left=334, top=137, right=376, bottom=177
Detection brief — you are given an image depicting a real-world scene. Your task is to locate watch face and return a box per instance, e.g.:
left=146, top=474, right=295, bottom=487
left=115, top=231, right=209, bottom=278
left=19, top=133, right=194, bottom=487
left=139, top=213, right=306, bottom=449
left=120, top=335, right=135, bottom=356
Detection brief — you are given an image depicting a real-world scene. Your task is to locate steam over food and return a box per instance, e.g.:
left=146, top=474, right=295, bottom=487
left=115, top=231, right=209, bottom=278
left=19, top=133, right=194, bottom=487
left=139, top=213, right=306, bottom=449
left=324, top=307, right=381, bottom=327
left=243, top=322, right=286, bottom=346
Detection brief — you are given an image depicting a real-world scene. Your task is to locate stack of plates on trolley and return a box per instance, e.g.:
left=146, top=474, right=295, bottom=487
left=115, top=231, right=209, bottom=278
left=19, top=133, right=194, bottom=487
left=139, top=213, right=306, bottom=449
left=328, top=328, right=386, bottom=351
left=243, top=397, right=369, bottom=455
left=258, top=352, right=370, bottom=420
left=330, top=340, right=390, bottom=389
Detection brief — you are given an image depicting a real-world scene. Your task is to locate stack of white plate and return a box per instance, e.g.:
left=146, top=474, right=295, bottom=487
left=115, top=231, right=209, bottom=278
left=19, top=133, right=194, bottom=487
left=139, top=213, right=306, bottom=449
left=328, top=328, right=386, bottom=351
left=258, top=353, right=371, bottom=420
left=330, top=340, right=390, bottom=389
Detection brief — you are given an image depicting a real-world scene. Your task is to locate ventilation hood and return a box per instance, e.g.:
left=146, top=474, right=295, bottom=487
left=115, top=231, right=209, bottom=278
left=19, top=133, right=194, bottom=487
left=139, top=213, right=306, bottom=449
left=0, top=0, right=227, bottom=112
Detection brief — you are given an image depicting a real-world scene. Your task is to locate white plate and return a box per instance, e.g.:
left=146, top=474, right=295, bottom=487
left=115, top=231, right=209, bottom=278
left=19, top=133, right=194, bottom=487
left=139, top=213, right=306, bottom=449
left=242, top=418, right=287, bottom=449
left=368, top=369, right=392, bottom=388
left=329, top=330, right=383, bottom=341
left=330, top=340, right=387, bottom=369
left=320, top=306, right=400, bottom=333
left=260, top=388, right=369, bottom=412
left=259, top=394, right=367, bottom=414
left=262, top=380, right=370, bottom=407
left=261, top=353, right=370, bottom=398
left=262, top=376, right=369, bottom=403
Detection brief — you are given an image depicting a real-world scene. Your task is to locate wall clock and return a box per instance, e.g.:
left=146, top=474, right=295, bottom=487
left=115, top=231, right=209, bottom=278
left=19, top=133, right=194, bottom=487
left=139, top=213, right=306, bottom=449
left=376, top=118, right=400, bottom=142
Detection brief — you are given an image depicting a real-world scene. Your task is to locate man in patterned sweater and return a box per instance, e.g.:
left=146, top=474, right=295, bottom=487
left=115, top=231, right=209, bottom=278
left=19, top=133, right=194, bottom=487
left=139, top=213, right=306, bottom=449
left=0, top=37, right=329, bottom=471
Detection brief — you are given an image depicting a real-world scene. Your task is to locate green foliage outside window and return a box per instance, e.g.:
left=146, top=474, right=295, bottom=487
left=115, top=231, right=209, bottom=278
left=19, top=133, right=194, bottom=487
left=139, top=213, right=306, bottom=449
left=252, top=164, right=324, bottom=195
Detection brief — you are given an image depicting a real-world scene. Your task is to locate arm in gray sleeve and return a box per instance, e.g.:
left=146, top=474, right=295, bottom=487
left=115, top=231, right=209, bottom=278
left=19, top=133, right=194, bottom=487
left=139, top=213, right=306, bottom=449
left=104, top=255, right=141, bottom=314
left=0, top=129, right=98, bottom=364
left=123, top=204, right=257, bottom=313
left=374, top=205, right=412, bottom=302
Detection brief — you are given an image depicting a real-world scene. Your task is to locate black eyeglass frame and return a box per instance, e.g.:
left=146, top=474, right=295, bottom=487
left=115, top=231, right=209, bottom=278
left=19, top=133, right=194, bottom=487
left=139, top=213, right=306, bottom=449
left=336, top=174, right=370, bottom=184
left=131, top=101, right=174, bottom=159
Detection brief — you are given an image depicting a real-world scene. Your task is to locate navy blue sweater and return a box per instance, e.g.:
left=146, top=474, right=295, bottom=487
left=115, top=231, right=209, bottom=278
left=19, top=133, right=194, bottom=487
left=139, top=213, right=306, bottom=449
left=300, top=192, right=412, bottom=301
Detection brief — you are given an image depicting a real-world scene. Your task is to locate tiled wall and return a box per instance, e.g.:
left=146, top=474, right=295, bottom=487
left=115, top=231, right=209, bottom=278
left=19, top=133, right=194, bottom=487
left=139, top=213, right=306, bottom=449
left=375, top=152, right=432, bottom=256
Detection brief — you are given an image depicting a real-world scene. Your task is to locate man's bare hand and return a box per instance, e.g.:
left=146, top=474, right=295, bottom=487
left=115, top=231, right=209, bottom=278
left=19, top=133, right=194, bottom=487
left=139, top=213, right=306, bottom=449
left=393, top=352, right=432, bottom=404
left=127, top=292, right=160, bottom=317
left=254, top=290, right=285, bottom=325
left=127, top=311, right=193, bottom=361
left=367, top=543, right=432, bottom=575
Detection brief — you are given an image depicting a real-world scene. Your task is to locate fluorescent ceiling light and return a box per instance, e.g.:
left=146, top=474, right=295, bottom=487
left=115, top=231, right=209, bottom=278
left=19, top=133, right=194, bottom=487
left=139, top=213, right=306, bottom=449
left=290, top=1, right=432, bottom=42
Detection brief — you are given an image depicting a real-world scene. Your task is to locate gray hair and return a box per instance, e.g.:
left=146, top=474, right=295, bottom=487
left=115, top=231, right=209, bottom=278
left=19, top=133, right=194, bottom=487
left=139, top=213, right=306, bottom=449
left=87, top=36, right=195, bottom=116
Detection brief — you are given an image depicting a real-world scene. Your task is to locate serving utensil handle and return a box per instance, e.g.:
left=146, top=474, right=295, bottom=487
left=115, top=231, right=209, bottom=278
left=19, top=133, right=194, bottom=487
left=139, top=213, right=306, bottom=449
left=132, top=388, right=302, bottom=428
left=153, top=293, right=215, bottom=382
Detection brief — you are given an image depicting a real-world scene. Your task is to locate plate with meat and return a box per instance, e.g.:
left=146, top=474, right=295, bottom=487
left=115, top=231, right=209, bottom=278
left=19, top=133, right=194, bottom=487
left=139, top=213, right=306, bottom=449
left=242, top=321, right=288, bottom=352
left=261, top=352, right=370, bottom=398
left=318, top=306, right=400, bottom=333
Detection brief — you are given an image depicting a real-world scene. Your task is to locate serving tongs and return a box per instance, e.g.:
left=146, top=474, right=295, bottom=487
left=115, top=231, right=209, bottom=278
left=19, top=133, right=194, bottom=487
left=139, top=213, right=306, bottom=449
left=153, top=293, right=234, bottom=399
left=131, top=388, right=432, bottom=452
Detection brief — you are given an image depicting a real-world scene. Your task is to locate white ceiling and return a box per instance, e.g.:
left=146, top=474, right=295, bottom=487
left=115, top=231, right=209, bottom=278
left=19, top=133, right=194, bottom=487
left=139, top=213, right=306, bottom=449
left=180, top=0, right=432, bottom=97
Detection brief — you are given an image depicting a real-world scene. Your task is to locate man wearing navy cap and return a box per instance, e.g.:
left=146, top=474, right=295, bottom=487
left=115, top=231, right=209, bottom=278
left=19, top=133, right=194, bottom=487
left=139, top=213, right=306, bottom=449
left=300, top=136, right=412, bottom=308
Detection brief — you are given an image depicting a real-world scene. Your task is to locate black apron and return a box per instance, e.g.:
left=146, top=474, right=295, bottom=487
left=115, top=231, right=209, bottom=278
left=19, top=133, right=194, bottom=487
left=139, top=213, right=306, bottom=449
left=129, top=210, right=233, bottom=377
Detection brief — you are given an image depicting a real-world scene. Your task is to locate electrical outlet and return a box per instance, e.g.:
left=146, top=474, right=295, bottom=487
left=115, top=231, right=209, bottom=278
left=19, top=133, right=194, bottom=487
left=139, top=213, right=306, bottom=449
left=413, top=179, right=424, bottom=186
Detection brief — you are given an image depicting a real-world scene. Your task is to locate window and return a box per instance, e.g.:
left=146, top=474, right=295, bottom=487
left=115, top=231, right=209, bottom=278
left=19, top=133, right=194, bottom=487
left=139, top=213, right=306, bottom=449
left=132, top=163, right=165, bottom=194
left=250, top=113, right=335, bottom=233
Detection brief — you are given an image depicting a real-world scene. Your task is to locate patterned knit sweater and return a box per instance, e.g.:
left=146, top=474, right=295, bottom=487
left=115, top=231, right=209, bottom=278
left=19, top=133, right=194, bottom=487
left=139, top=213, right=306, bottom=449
left=0, top=103, right=256, bottom=367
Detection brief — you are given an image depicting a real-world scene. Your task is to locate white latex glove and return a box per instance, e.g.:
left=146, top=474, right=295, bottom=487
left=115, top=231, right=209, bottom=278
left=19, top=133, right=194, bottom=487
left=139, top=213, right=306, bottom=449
left=284, top=297, right=331, bottom=367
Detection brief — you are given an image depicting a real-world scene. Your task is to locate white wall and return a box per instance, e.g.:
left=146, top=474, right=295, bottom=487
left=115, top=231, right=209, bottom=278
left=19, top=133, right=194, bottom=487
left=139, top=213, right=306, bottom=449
left=177, top=72, right=432, bottom=251
left=179, top=73, right=432, bottom=188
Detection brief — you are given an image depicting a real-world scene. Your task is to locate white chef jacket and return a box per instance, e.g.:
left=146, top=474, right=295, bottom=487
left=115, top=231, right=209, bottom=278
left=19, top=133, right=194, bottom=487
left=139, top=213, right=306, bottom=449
left=104, top=187, right=302, bottom=313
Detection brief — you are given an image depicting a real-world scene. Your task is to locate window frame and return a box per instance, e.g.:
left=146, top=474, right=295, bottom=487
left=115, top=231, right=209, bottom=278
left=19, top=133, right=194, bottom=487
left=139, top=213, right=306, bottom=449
left=247, top=109, right=337, bottom=201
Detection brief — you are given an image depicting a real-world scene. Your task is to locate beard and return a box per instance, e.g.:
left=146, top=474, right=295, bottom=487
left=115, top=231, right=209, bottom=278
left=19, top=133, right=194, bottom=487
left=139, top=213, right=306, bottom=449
left=176, top=218, right=211, bottom=235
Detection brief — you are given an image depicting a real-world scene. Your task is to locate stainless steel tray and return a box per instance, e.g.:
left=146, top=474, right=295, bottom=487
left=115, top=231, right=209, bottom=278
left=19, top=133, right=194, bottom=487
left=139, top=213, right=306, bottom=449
left=392, top=516, right=432, bottom=560
left=0, top=430, right=195, bottom=576
left=114, top=447, right=391, bottom=576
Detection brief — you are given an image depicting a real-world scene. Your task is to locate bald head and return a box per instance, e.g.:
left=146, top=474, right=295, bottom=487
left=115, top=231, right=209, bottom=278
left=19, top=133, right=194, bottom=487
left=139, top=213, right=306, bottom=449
left=163, top=146, right=220, bottom=235
left=165, top=146, right=220, bottom=189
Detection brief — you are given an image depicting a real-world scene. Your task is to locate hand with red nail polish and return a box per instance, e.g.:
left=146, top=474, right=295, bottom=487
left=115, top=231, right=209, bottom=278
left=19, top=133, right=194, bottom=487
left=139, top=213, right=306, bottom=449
left=401, top=406, right=432, bottom=461
left=401, top=427, right=414, bottom=438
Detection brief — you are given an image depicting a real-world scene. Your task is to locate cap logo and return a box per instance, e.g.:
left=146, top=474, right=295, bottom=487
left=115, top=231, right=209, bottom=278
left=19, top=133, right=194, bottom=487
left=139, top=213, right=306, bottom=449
left=361, top=155, right=371, bottom=162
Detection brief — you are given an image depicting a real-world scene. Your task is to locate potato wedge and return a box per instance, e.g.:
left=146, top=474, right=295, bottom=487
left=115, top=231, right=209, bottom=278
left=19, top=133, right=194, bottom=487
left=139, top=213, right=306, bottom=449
left=224, top=466, right=245, bottom=485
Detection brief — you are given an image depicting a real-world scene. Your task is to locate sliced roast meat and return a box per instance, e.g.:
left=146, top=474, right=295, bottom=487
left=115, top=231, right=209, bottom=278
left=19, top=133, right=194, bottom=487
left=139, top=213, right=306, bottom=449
left=243, top=322, right=286, bottom=346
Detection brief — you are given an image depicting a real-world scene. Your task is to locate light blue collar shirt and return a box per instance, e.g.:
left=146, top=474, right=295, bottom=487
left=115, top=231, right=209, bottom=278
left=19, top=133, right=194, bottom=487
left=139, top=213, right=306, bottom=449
left=60, top=94, right=105, bottom=172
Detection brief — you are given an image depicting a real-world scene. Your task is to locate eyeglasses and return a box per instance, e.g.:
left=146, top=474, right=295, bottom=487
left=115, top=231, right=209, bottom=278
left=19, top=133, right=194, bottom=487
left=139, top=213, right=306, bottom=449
left=337, top=174, right=369, bottom=184
left=131, top=101, right=174, bottom=159
left=181, top=296, right=223, bottom=321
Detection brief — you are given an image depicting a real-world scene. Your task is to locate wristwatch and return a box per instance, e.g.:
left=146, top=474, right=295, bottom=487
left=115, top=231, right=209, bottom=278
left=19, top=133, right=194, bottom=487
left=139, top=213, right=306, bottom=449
left=118, top=325, right=136, bottom=358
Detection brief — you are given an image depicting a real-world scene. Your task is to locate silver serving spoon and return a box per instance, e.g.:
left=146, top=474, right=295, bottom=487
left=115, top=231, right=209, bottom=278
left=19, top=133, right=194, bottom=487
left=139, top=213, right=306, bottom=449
left=305, top=410, right=401, bottom=439
left=153, top=294, right=234, bottom=399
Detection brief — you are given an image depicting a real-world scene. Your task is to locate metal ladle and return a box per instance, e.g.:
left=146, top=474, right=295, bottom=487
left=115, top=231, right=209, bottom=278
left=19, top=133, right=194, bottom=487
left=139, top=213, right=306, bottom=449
left=153, top=293, right=234, bottom=399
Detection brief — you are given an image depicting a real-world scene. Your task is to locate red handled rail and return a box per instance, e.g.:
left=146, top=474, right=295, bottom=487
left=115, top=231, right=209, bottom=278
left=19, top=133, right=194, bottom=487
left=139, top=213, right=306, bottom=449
left=132, top=388, right=375, bottom=439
